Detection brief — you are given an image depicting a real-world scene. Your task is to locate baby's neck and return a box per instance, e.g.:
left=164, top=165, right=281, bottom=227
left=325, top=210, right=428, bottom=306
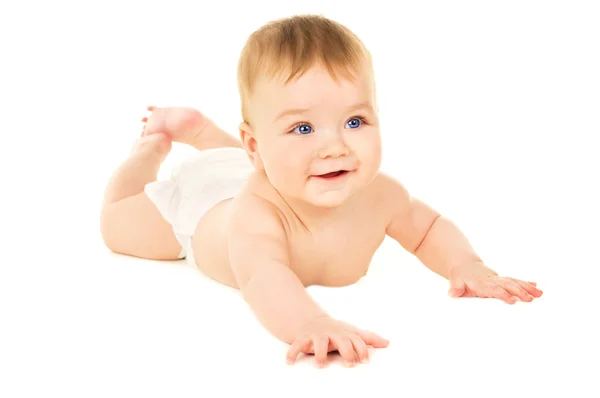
left=279, top=193, right=354, bottom=233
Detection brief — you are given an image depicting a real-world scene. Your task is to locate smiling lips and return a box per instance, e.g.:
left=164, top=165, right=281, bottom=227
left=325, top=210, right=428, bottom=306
left=314, top=170, right=350, bottom=180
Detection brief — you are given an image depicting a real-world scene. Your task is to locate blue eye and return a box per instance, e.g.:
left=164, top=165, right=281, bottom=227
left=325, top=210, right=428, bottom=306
left=293, top=124, right=313, bottom=135
left=346, top=118, right=363, bottom=129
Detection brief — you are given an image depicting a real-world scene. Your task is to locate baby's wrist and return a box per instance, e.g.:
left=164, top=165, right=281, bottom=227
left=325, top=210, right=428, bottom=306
left=446, top=255, right=485, bottom=273
left=284, top=313, right=330, bottom=343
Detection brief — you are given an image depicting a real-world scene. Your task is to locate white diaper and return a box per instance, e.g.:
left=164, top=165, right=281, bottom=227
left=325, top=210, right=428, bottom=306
left=144, top=147, right=254, bottom=262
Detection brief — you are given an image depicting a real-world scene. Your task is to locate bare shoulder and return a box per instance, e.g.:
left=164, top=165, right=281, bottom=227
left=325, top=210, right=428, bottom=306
left=365, top=171, right=412, bottom=215
left=227, top=192, right=290, bottom=245
left=371, top=171, right=441, bottom=253
left=227, top=192, right=290, bottom=286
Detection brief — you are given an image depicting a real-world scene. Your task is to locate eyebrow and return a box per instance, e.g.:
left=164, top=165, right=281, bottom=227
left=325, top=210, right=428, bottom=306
left=274, top=100, right=373, bottom=121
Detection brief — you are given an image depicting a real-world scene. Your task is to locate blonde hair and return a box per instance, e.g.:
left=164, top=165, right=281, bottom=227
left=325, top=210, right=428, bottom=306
left=237, top=14, right=374, bottom=123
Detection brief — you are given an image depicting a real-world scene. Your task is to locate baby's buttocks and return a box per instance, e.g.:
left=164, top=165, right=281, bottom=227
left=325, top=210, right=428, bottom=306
left=146, top=147, right=253, bottom=270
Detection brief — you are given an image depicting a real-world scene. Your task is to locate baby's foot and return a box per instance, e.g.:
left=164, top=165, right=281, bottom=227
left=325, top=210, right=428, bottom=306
left=130, top=131, right=172, bottom=163
left=141, top=106, right=208, bottom=146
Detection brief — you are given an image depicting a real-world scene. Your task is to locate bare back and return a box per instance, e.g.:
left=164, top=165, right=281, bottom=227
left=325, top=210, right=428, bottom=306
left=191, top=171, right=394, bottom=288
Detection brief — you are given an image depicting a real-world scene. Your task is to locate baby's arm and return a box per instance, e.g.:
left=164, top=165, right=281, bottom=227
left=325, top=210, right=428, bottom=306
left=382, top=174, right=479, bottom=278
left=228, top=195, right=388, bottom=366
left=382, top=173, right=542, bottom=302
left=227, top=195, right=326, bottom=343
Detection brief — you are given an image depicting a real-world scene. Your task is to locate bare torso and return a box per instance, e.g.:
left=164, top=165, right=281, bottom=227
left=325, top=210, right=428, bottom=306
left=191, top=172, right=391, bottom=288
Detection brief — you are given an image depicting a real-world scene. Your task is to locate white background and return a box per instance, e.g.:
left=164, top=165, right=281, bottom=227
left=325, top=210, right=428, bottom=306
left=1, top=0, right=599, bottom=397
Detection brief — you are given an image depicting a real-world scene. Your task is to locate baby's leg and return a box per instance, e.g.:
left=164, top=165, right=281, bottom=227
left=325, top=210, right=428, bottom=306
left=101, top=106, right=246, bottom=260
left=100, top=133, right=183, bottom=260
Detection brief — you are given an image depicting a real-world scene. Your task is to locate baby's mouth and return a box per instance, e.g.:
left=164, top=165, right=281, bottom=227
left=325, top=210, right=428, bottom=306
left=315, top=170, right=349, bottom=179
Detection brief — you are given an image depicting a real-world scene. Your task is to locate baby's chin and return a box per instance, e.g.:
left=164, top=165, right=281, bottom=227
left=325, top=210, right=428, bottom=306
left=301, top=173, right=367, bottom=207
left=303, top=186, right=356, bottom=208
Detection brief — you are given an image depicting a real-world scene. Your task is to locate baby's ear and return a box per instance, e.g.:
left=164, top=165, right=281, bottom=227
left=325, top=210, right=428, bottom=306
left=238, top=122, right=264, bottom=170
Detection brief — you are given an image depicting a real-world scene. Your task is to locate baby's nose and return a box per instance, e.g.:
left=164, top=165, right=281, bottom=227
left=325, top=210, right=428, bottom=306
left=317, top=131, right=350, bottom=159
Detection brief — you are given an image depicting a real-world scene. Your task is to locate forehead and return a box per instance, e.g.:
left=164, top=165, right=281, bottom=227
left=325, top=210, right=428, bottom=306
left=250, top=65, right=375, bottom=119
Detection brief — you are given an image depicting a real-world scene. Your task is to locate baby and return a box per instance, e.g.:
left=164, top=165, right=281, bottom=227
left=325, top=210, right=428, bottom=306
left=100, top=14, right=542, bottom=368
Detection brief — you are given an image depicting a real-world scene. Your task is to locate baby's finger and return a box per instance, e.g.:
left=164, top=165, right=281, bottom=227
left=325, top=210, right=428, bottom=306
left=460, top=289, right=478, bottom=298
left=508, top=278, right=543, bottom=297
left=355, top=330, right=390, bottom=348
left=147, top=105, right=156, bottom=111
left=312, top=336, right=329, bottom=368
left=287, top=337, right=311, bottom=365
left=349, top=334, right=369, bottom=363
left=331, top=335, right=356, bottom=367
left=481, top=282, right=516, bottom=304
left=495, top=279, right=533, bottom=302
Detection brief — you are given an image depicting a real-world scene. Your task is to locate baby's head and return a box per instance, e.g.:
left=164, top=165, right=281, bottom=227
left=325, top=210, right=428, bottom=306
left=237, top=14, right=381, bottom=208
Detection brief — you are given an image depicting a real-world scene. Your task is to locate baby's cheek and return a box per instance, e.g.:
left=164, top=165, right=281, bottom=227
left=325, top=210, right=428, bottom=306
left=354, top=142, right=382, bottom=177
left=264, top=152, right=296, bottom=183
left=362, top=135, right=382, bottom=161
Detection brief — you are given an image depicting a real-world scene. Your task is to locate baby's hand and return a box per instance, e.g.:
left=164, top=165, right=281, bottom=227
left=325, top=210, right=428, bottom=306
left=448, top=262, right=543, bottom=304
left=286, top=315, right=389, bottom=368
